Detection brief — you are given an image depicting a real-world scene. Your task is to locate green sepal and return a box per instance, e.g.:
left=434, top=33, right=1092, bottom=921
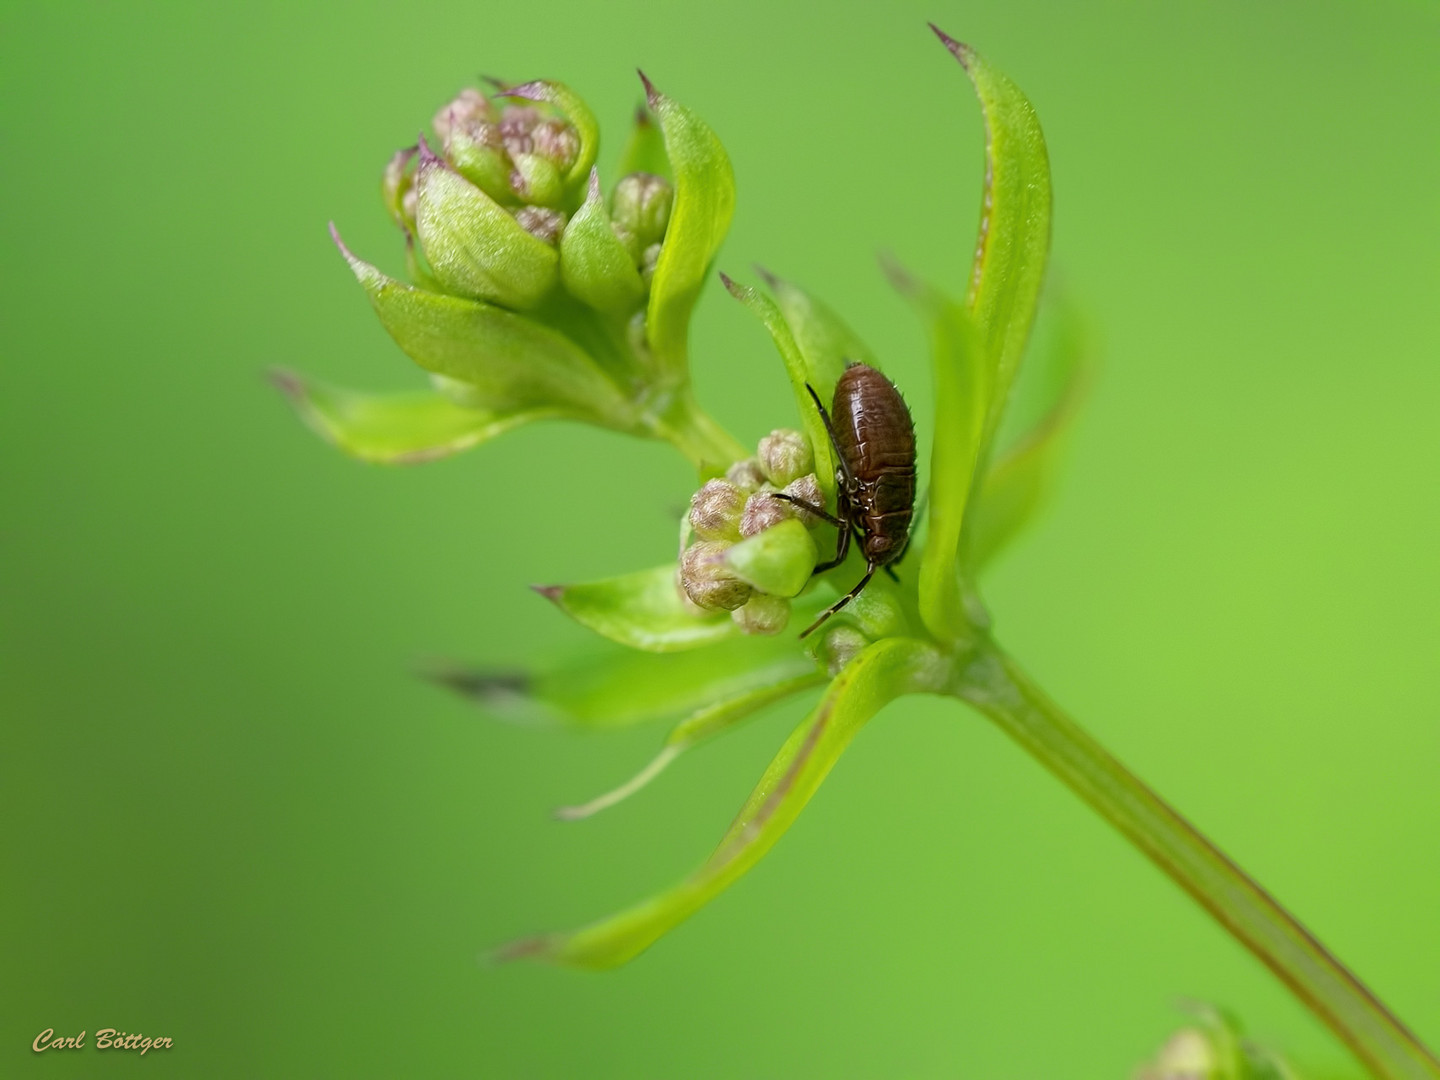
left=270, top=369, right=557, bottom=464
left=933, top=29, right=1052, bottom=459
left=534, top=563, right=736, bottom=652
left=724, top=518, right=818, bottom=598
left=887, top=262, right=990, bottom=642
left=641, top=74, right=735, bottom=377
left=556, top=670, right=826, bottom=820
left=721, top=275, right=838, bottom=503
left=414, top=142, right=558, bottom=309
left=967, top=297, right=1091, bottom=569
left=761, top=268, right=874, bottom=399
left=332, top=227, right=637, bottom=431
left=500, top=80, right=600, bottom=207
left=510, top=153, right=565, bottom=207
left=617, top=106, right=670, bottom=180
left=559, top=169, right=647, bottom=314
left=495, top=637, right=942, bottom=969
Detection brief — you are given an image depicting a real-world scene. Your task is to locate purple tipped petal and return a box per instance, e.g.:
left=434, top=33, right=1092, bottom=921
left=496, top=80, right=546, bottom=102
left=416, top=134, right=441, bottom=164
left=328, top=221, right=359, bottom=264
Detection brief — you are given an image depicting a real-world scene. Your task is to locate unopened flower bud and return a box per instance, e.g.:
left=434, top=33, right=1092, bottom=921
left=732, top=593, right=790, bottom=635
left=680, top=541, right=752, bottom=612
left=531, top=119, right=580, bottom=172
left=511, top=153, right=565, bottom=207
left=382, top=146, right=418, bottom=232
left=446, top=121, right=514, bottom=203
left=611, top=172, right=673, bottom=247
left=688, top=478, right=744, bottom=541
left=758, top=428, right=814, bottom=486
left=433, top=88, right=494, bottom=145
left=813, top=624, right=869, bottom=676
left=640, top=242, right=663, bottom=286
left=498, top=105, right=541, bottom=157
left=514, top=205, right=566, bottom=245
left=724, top=518, right=818, bottom=597
left=781, top=473, right=825, bottom=527
left=725, top=458, right=766, bottom=493
left=740, top=486, right=792, bottom=537
left=610, top=224, right=642, bottom=265
left=1137, top=1028, right=1217, bottom=1080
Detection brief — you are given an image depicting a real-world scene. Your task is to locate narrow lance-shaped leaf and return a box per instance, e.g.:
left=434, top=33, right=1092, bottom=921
left=721, top=275, right=839, bottom=503
left=429, top=632, right=820, bottom=732
left=932, top=27, right=1052, bottom=460
left=534, top=563, right=736, bottom=652
left=269, top=370, right=560, bottom=465
left=332, top=226, right=638, bottom=431
left=498, top=80, right=600, bottom=208
left=760, top=267, right=873, bottom=396
left=497, top=637, right=943, bottom=968
left=966, top=297, right=1091, bottom=569
left=641, top=73, right=735, bottom=378
left=555, top=671, right=827, bottom=820
left=887, top=261, right=990, bottom=642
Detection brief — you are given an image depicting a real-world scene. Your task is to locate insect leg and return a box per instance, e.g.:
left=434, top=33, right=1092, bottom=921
left=798, top=565, right=877, bottom=639
left=804, top=383, right=857, bottom=488
left=811, top=515, right=851, bottom=574
left=883, top=565, right=900, bottom=583
left=768, top=492, right=844, bottom=527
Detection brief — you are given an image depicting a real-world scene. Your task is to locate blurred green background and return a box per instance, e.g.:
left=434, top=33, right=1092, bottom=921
left=3, top=1, right=1437, bottom=1076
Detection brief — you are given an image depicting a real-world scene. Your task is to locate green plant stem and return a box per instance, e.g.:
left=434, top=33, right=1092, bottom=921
left=954, top=639, right=1440, bottom=1080
left=650, top=388, right=748, bottom=470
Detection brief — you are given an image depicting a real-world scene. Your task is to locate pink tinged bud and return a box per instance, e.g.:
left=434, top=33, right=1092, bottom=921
left=513, top=205, right=566, bottom=245
left=757, top=428, right=814, bottom=486
left=688, top=478, right=744, bottom=541
left=679, top=541, right=752, bottom=612
left=382, top=146, right=418, bottom=232
left=740, top=486, right=793, bottom=538
left=781, top=473, right=824, bottom=527
left=725, top=458, right=766, bottom=493
left=433, top=88, right=494, bottom=145
left=732, top=593, right=790, bottom=635
left=813, top=624, right=869, bottom=676
left=530, top=119, right=580, bottom=171
left=611, top=172, right=674, bottom=247
left=640, top=242, right=663, bottom=287
left=499, top=105, right=541, bottom=157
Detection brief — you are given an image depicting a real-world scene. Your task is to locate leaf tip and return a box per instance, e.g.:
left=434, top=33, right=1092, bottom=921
left=530, top=583, right=565, bottom=603
left=636, top=68, right=660, bottom=108
left=267, top=366, right=306, bottom=402
left=927, top=23, right=974, bottom=68
left=497, top=79, right=545, bottom=102
left=487, top=934, right=554, bottom=965
left=586, top=165, right=602, bottom=203
left=753, top=263, right=780, bottom=289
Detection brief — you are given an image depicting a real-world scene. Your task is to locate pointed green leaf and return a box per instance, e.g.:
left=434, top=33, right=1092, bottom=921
left=431, top=632, right=820, bottom=732
left=617, top=106, right=670, bottom=180
left=724, top=518, right=818, bottom=598
left=641, top=75, right=735, bottom=377
left=967, top=298, right=1091, bottom=569
left=555, top=670, right=826, bottom=819
left=414, top=143, right=559, bottom=309
left=499, top=80, right=599, bottom=206
left=535, top=563, right=736, bottom=652
left=333, top=228, right=637, bottom=431
left=763, top=268, right=874, bottom=398
left=270, top=370, right=558, bottom=464
left=559, top=170, right=647, bottom=314
left=933, top=29, right=1052, bottom=456
left=888, top=263, right=990, bottom=642
left=721, top=275, right=838, bottom=502
left=496, top=637, right=943, bottom=968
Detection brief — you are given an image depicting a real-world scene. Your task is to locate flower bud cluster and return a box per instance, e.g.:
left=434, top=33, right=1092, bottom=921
left=385, top=87, right=582, bottom=249
left=678, top=429, right=822, bottom=634
left=609, top=172, right=673, bottom=286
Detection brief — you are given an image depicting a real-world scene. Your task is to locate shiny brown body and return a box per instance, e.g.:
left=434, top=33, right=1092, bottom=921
left=777, top=362, right=917, bottom=637
left=830, top=363, right=917, bottom=569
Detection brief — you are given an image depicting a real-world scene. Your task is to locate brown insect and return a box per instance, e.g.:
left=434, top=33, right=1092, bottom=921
left=773, top=362, right=917, bottom=638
